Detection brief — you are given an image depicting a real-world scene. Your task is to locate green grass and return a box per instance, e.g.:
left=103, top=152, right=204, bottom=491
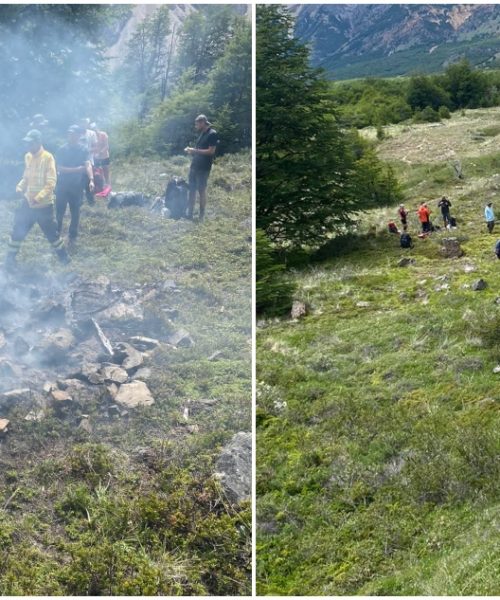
left=0, top=152, right=251, bottom=595
left=256, top=110, right=500, bottom=595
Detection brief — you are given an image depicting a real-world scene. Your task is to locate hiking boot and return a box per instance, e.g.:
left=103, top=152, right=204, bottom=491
left=56, top=247, right=71, bottom=265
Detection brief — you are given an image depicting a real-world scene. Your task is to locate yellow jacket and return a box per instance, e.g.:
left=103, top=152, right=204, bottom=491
left=16, top=147, right=56, bottom=208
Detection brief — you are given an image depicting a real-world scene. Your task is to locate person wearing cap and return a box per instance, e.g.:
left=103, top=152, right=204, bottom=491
left=184, top=114, right=219, bottom=221
left=90, top=123, right=110, bottom=186
left=79, top=118, right=98, bottom=204
left=55, top=125, right=94, bottom=246
left=485, top=202, right=495, bottom=233
left=4, top=129, right=69, bottom=269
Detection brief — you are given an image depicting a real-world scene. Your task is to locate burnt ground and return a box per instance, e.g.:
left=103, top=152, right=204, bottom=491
left=0, top=152, right=251, bottom=595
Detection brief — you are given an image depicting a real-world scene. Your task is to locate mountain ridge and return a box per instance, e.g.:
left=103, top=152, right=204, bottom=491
left=290, top=4, right=500, bottom=79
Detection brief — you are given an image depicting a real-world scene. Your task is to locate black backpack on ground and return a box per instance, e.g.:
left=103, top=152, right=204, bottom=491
left=449, top=216, right=457, bottom=227
left=164, top=177, right=189, bottom=219
left=495, top=240, right=500, bottom=258
left=400, top=232, right=413, bottom=249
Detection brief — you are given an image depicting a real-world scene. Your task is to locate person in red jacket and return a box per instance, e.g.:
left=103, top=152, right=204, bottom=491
left=417, top=202, right=431, bottom=233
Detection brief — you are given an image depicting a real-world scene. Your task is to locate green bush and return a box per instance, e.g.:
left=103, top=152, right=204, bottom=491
left=438, top=105, right=451, bottom=119
left=413, top=106, right=441, bottom=123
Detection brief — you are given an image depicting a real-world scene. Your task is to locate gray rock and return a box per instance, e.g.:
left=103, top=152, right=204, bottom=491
left=441, top=238, right=464, bottom=258
left=24, top=410, right=44, bottom=422
left=99, top=364, right=128, bottom=384
left=493, top=365, right=500, bottom=374
left=115, top=380, right=154, bottom=408
left=97, top=302, right=144, bottom=326
left=398, top=258, right=416, bottom=267
left=0, top=418, right=10, bottom=434
left=1, top=388, right=30, bottom=402
left=113, top=342, right=143, bottom=371
left=214, top=432, right=251, bottom=503
left=291, top=301, right=308, bottom=319
left=129, top=336, right=160, bottom=351
left=472, top=279, right=487, bottom=291
left=167, top=329, right=194, bottom=348
left=134, top=367, right=152, bottom=380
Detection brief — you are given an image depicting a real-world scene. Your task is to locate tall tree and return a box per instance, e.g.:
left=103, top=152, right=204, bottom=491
left=176, top=6, right=238, bottom=85
left=209, top=19, right=252, bottom=152
left=257, top=5, right=357, bottom=246
left=257, top=5, right=399, bottom=247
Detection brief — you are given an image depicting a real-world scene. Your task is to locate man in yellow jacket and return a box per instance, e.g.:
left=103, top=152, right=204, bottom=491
left=5, top=129, right=69, bottom=270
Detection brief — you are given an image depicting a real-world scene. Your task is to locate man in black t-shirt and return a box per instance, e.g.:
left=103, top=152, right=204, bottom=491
left=438, top=196, right=452, bottom=227
left=184, top=114, right=218, bottom=221
left=55, top=125, right=94, bottom=245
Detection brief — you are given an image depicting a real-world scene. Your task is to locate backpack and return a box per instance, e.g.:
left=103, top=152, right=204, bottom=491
left=449, top=216, right=457, bottom=227
left=164, top=177, right=189, bottom=220
left=495, top=240, right=500, bottom=258
left=400, top=233, right=413, bottom=248
left=388, top=221, right=399, bottom=234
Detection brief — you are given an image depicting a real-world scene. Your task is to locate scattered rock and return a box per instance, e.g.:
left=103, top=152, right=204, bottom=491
left=398, top=258, right=416, bottom=267
left=214, top=431, right=251, bottom=503
left=291, top=301, right=308, bottom=319
left=440, top=237, right=464, bottom=258
left=167, top=329, right=194, bottom=348
left=134, top=367, right=152, bottom=380
left=495, top=297, right=500, bottom=305
left=106, top=384, right=119, bottom=400
left=208, top=350, right=224, bottom=361
left=356, top=301, right=371, bottom=307
left=50, top=389, right=73, bottom=404
left=115, top=380, right=154, bottom=408
left=107, top=404, right=120, bottom=417
left=472, top=279, right=487, bottom=291
left=0, top=418, right=10, bottom=435
left=113, top=342, right=143, bottom=371
left=162, top=280, right=178, bottom=291
left=97, top=303, right=144, bottom=326
left=43, top=381, right=57, bottom=393
left=186, top=424, right=199, bottom=434
left=24, top=410, right=44, bottom=422
left=129, top=336, right=160, bottom=351
left=493, top=365, right=500, bottom=374
left=99, top=364, right=129, bottom=384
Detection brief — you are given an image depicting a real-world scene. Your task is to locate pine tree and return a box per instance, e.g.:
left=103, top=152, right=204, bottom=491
left=257, top=5, right=401, bottom=247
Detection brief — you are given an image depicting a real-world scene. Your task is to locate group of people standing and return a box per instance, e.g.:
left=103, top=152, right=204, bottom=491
left=3, top=112, right=218, bottom=271
left=4, top=116, right=110, bottom=270
left=390, top=196, right=499, bottom=257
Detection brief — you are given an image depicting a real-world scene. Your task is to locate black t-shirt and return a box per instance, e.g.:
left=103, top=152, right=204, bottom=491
left=438, top=198, right=451, bottom=213
left=191, top=128, right=218, bottom=172
left=55, top=143, right=89, bottom=190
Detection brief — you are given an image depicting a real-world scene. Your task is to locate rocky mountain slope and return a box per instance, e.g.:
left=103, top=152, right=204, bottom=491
left=291, top=4, right=500, bottom=79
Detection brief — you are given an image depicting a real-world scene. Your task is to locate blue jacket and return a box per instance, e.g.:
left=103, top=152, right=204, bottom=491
left=485, top=206, right=495, bottom=221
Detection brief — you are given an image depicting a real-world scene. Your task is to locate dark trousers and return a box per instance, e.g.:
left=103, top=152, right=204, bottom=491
left=487, top=220, right=495, bottom=233
left=441, top=211, right=450, bottom=225
left=8, top=200, right=64, bottom=255
left=422, top=221, right=430, bottom=233
left=56, top=187, right=83, bottom=240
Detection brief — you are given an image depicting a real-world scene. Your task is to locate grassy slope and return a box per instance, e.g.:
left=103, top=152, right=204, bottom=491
left=257, top=110, right=500, bottom=595
left=0, top=152, right=251, bottom=595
